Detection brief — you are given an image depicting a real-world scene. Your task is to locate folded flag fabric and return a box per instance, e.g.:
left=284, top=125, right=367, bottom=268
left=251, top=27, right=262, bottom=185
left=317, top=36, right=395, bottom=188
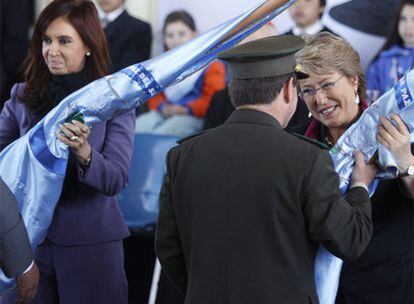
left=0, top=0, right=299, bottom=293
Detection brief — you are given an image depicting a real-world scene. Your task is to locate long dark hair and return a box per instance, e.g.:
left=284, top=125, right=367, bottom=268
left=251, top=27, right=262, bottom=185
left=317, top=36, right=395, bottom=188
left=380, top=0, right=414, bottom=51
left=23, top=0, right=110, bottom=113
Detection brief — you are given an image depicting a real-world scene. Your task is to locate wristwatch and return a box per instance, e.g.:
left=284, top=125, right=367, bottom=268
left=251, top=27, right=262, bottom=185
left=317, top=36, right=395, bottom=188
left=399, top=164, right=414, bottom=177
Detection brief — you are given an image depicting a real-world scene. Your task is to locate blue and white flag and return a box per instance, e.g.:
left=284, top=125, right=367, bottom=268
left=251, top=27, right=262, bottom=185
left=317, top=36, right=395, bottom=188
left=0, top=0, right=299, bottom=293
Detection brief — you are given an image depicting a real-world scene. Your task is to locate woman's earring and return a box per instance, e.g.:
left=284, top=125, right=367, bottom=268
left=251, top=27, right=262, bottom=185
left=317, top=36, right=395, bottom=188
left=308, top=111, right=312, bottom=118
left=354, top=95, right=360, bottom=105
left=86, top=52, right=91, bottom=57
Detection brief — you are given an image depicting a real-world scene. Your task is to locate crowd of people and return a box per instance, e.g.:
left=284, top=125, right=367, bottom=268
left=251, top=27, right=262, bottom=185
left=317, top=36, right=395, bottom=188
left=0, top=0, right=413, bottom=303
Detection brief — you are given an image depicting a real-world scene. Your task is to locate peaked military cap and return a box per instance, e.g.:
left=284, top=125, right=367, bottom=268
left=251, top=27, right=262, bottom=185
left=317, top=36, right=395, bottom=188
left=218, top=35, right=308, bottom=80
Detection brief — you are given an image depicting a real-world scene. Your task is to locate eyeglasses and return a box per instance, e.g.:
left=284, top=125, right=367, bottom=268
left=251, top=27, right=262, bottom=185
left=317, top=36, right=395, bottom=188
left=298, top=75, right=345, bottom=101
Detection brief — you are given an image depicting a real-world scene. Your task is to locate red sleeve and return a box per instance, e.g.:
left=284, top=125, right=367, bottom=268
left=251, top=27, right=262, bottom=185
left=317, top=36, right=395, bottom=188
left=148, top=92, right=167, bottom=111
left=187, top=61, right=227, bottom=118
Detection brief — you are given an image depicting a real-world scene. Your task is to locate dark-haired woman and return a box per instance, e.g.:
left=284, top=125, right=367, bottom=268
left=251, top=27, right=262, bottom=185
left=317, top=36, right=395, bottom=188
left=367, top=0, right=414, bottom=103
left=0, top=0, right=134, bottom=303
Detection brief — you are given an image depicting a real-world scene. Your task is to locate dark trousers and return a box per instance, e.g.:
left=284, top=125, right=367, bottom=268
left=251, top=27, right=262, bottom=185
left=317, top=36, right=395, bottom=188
left=2, top=239, right=127, bottom=304
left=156, top=271, right=184, bottom=304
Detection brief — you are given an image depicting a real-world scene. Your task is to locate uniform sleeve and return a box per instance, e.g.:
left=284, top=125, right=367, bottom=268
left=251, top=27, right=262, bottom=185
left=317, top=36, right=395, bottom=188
left=185, top=61, right=227, bottom=118
left=304, top=150, right=372, bottom=262
left=155, top=148, right=187, bottom=294
left=77, top=110, right=135, bottom=196
left=0, top=85, right=22, bottom=151
left=0, top=177, right=32, bottom=278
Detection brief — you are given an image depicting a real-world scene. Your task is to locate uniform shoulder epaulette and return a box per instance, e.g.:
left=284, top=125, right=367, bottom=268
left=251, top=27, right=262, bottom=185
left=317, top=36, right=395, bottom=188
left=176, top=130, right=206, bottom=144
left=292, top=133, right=329, bottom=150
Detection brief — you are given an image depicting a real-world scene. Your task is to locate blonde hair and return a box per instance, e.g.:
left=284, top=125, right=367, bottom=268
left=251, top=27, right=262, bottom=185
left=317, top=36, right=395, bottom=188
left=296, top=32, right=366, bottom=100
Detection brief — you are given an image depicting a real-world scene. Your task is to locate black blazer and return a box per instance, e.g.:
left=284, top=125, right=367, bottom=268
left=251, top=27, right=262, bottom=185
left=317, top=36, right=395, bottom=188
left=0, top=177, right=32, bottom=278
left=0, top=0, right=31, bottom=106
left=156, top=109, right=372, bottom=304
left=104, top=11, right=152, bottom=72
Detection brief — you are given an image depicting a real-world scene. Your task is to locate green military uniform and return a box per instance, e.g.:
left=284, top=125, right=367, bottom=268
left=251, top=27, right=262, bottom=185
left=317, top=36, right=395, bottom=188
left=155, top=35, right=372, bottom=304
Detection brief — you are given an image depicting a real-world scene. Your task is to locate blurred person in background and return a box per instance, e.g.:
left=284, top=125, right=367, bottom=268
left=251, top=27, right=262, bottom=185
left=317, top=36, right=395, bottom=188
left=0, top=1, right=135, bottom=303
left=366, top=0, right=414, bottom=103
left=0, top=0, right=33, bottom=108
left=286, top=0, right=335, bottom=37
left=96, top=0, right=152, bottom=72
left=135, top=10, right=226, bottom=137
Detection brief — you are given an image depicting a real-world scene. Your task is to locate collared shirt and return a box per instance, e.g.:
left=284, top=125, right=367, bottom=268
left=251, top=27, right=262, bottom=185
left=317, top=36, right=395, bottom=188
left=98, top=5, right=125, bottom=27
left=292, top=20, right=324, bottom=37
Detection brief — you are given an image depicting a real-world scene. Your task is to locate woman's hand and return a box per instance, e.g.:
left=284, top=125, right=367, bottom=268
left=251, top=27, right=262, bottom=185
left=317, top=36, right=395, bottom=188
left=58, top=120, right=92, bottom=163
left=161, top=104, right=188, bottom=117
left=377, top=114, right=414, bottom=172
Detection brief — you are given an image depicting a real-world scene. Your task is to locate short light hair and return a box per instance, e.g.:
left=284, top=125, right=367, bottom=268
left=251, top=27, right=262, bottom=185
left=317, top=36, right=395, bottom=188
left=296, top=32, right=366, bottom=100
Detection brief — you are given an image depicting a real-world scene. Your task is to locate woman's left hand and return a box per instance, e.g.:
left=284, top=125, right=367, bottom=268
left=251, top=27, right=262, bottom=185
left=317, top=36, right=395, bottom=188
left=377, top=114, right=414, bottom=171
left=58, top=120, right=92, bottom=163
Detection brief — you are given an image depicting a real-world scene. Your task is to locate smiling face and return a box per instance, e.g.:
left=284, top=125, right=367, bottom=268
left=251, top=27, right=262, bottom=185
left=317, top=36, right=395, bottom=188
left=399, top=4, right=414, bottom=48
left=42, top=17, right=90, bottom=75
left=164, top=21, right=196, bottom=50
left=289, top=0, right=324, bottom=28
left=299, top=71, right=360, bottom=133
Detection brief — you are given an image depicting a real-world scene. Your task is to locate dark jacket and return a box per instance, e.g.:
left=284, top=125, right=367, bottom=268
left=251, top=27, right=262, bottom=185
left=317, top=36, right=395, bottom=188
left=0, top=0, right=31, bottom=106
left=203, top=87, right=234, bottom=129
left=0, top=83, right=135, bottom=245
left=0, top=177, right=32, bottom=278
left=105, top=10, right=152, bottom=72
left=156, top=109, right=372, bottom=304
left=284, top=25, right=337, bottom=36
